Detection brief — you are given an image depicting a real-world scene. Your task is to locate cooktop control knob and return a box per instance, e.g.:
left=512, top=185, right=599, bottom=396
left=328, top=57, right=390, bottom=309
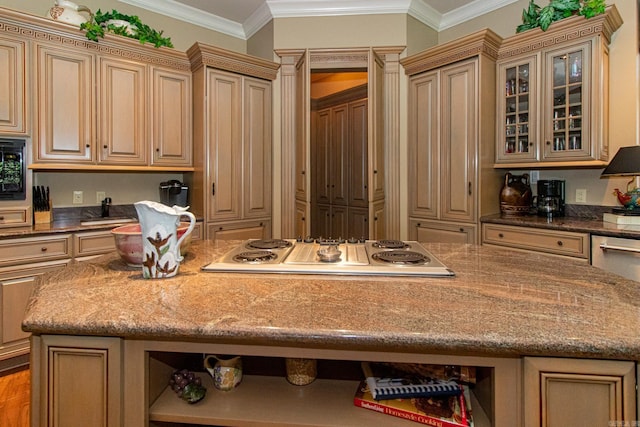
left=303, top=236, right=315, bottom=243
left=347, top=237, right=358, bottom=244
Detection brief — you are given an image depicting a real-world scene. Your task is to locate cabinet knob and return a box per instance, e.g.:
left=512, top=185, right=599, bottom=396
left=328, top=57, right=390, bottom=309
left=41, top=247, right=47, bottom=252
left=459, top=228, right=464, bottom=232
left=373, top=170, right=378, bottom=174
left=301, top=170, right=305, bottom=175
left=103, top=145, right=107, bottom=149
left=156, top=148, right=160, bottom=152
left=498, top=233, right=504, bottom=238
left=0, top=216, right=4, bottom=221
left=557, top=240, right=563, bottom=246
left=86, top=144, right=90, bottom=148
left=301, top=217, right=305, bottom=221
left=546, top=140, right=551, bottom=145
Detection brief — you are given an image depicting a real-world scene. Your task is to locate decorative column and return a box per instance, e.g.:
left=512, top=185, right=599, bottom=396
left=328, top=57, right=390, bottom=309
left=374, top=47, right=404, bottom=240
left=275, top=50, right=305, bottom=239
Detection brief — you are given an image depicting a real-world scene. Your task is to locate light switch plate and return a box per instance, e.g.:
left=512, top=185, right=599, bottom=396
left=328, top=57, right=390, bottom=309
left=575, top=188, right=587, bottom=203
left=72, top=191, right=83, bottom=204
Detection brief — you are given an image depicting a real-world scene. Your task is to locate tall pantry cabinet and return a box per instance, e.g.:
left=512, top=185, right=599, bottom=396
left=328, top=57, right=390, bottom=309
left=187, top=44, right=279, bottom=240
left=402, top=30, right=503, bottom=244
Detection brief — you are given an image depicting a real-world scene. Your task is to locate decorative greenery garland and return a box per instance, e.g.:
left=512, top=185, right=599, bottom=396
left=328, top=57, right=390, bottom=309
left=517, top=0, right=606, bottom=33
left=80, top=9, right=173, bottom=48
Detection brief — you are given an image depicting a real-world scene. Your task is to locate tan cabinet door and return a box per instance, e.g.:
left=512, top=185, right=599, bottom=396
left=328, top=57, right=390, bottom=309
left=524, top=357, right=636, bottom=427
left=440, top=59, right=476, bottom=223
left=313, top=108, right=331, bottom=205
left=35, top=43, right=94, bottom=163
left=0, top=36, right=26, bottom=135
left=243, top=77, right=272, bottom=218
left=330, top=104, right=348, bottom=206
left=151, top=67, right=192, bottom=166
left=408, top=70, right=439, bottom=219
left=97, top=57, right=147, bottom=165
left=207, top=69, right=242, bottom=222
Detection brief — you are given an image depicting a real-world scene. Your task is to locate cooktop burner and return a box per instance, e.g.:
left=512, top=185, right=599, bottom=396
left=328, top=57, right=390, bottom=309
left=233, top=250, right=278, bottom=263
left=372, top=239, right=410, bottom=250
left=246, top=239, right=293, bottom=250
left=371, top=250, right=428, bottom=265
left=203, top=239, right=454, bottom=277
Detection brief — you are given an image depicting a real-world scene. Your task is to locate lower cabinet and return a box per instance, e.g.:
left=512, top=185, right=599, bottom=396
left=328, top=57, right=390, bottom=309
left=31, top=335, right=122, bottom=427
left=523, top=357, right=636, bottom=426
left=28, top=336, right=640, bottom=426
left=411, top=219, right=477, bottom=244
left=482, top=223, right=589, bottom=260
left=0, top=261, right=69, bottom=368
left=207, top=220, right=271, bottom=240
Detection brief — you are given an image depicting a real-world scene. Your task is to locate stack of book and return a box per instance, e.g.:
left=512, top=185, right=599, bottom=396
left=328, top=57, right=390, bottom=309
left=353, top=362, right=475, bottom=427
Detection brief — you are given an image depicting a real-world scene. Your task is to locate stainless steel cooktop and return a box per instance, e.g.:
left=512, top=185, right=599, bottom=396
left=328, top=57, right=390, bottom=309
left=202, top=239, right=454, bottom=277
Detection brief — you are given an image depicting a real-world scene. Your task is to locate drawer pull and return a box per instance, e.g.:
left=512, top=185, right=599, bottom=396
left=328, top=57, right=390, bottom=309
left=498, top=233, right=504, bottom=238
left=600, top=243, right=640, bottom=254
left=41, top=247, right=48, bottom=252
left=0, top=216, right=4, bottom=220
left=557, top=240, right=563, bottom=246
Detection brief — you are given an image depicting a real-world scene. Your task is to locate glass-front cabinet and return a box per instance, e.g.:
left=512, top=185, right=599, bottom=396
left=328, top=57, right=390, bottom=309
left=543, top=44, right=590, bottom=160
left=494, top=8, right=621, bottom=166
left=497, top=56, right=537, bottom=162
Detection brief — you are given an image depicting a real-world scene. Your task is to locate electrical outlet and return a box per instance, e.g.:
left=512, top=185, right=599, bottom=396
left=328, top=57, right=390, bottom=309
left=96, top=191, right=106, bottom=204
left=575, top=188, right=587, bottom=203
left=72, top=191, right=83, bottom=204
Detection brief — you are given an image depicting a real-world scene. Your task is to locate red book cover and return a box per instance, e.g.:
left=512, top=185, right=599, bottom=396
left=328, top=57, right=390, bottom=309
left=353, top=381, right=473, bottom=427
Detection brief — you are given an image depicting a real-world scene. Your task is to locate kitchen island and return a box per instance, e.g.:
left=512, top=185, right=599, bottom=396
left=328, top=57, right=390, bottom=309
left=23, top=240, right=640, bottom=426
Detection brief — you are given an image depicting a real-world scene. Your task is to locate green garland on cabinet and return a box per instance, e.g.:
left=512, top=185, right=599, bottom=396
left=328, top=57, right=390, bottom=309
left=80, top=9, right=173, bottom=48
left=517, top=0, right=606, bottom=33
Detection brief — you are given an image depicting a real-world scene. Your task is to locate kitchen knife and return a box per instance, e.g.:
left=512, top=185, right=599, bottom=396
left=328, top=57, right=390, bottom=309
left=45, top=186, right=50, bottom=211
left=33, top=186, right=38, bottom=211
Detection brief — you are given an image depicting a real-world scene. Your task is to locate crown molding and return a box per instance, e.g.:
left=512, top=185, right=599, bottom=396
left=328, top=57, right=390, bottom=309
left=118, top=0, right=246, bottom=39
left=119, top=0, right=520, bottom=41
left=438, top=0, right=519, bottom=31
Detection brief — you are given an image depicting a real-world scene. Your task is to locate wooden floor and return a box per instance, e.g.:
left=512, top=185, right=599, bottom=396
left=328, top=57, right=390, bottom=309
left=0, top=366, right=30, bottom=427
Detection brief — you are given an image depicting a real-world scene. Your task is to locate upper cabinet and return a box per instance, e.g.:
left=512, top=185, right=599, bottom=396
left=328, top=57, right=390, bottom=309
left=0, top=8, right=193, bottom=171
left=0, top=35, right=27, bottom=135
left=495, top=6, right=622, bottom=167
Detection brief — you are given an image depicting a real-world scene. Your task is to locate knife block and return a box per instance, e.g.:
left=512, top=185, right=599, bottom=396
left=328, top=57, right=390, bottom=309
left=34, top=200, right=52, bottom=224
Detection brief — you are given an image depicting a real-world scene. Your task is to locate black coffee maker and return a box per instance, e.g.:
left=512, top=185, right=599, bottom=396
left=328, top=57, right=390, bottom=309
left=536, top=180, right=565, bottom=217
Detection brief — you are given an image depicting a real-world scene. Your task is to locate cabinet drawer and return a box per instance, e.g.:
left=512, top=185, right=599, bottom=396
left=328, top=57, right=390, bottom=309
left=482, top=224, right=589, bottom=258
left=0, top=234, right=72, bottom=267
left=0, top=208, right=29, bottom=228
left=74, top=231, right=116, bottom=258
left=207, top=220, right=271, bottom=240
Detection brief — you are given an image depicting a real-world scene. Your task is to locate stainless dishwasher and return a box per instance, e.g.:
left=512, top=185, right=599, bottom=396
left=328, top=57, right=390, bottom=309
left=591, top=235, right=640, bottom=282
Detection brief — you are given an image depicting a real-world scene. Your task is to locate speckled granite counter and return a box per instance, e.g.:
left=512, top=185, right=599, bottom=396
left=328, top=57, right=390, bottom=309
left=22, top=240, right=640, bottom=361
left=481, top=212, right=640, bottom=239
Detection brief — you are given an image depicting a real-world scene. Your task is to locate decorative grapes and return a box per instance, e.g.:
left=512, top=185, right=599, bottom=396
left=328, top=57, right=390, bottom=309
left=169, top=369, right=206, bottom=403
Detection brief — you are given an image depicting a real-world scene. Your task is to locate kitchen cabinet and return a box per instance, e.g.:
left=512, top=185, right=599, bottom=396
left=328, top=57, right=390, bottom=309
left=523, top=357, right=636, bottom=426
left=482, top=223, right=589, bottom=260
left=311, top=87, right=368, bottom=239
left=0, top=234, right=72, bottom=369
left=495, top=6, right=622, bottom=167
left=0, top=8, right=193, bottom=171
left=97, top=56, right=147, bottom=165
left=31, top=335, right=122, bottom=427
left=0, top=207, right=29, bottom=228
left=403, top=30, right=502, bottom=244
left=0, top=34, right=27, bottom=135
left=187, top=43, right=279, bottom=240
left=150, top=67, right=192, bottom=167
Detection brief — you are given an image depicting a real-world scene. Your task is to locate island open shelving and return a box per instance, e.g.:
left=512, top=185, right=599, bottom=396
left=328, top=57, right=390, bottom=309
left=140, top=342, right=516, bottom=427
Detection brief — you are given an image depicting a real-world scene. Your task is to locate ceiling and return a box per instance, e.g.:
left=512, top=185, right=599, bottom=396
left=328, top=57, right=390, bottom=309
left=118, top=0, right=520, bottom=40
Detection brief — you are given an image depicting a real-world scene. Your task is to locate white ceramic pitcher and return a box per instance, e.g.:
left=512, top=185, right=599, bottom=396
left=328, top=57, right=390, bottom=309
left=134, top=201, right=195, bottom=279
left=45, top=0, right=92, bottom=26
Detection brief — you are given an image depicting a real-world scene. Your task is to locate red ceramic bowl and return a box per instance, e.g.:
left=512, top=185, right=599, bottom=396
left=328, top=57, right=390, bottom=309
left=111, top=222, right=192, bottom=266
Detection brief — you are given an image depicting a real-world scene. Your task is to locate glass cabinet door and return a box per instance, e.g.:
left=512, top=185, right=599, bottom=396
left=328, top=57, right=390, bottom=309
left=543, top=42, right=591, bottom=160
left=496, top=56, right=537, bottom=162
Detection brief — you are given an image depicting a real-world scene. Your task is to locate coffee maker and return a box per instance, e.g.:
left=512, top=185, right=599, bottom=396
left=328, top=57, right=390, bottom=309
left=536, top=180, right=565, bottom=217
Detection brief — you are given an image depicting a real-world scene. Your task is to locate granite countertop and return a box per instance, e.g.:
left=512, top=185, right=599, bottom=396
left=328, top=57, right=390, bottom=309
left=22, top=240, right=640, bottom=361
left=481, top=212, right=640, bottom=239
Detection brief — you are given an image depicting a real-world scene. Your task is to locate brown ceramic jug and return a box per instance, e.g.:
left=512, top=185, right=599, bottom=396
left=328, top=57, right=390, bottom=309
left=499, top=172, right=532, bottom=216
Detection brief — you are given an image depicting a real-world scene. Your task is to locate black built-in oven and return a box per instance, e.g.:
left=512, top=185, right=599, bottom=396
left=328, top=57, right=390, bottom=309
left=0, top=138, right=26, bottom=200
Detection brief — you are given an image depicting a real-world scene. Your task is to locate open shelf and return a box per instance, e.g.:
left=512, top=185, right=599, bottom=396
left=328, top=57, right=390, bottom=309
left=149, top=362, right=491, bottom=426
